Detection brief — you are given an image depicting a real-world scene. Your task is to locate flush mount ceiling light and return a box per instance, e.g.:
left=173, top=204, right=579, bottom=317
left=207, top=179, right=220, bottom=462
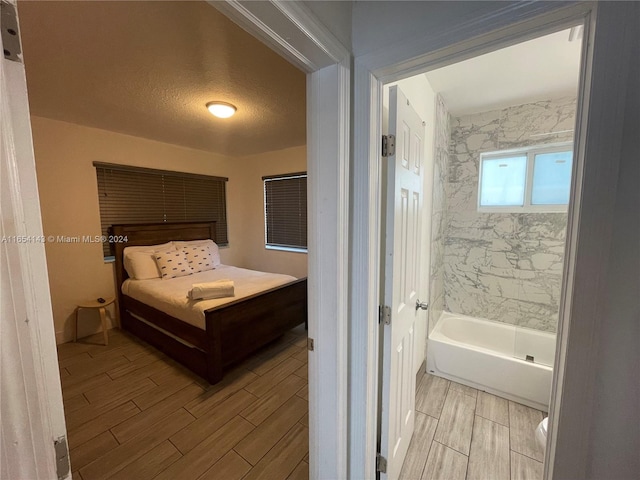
left=206, top=101, right=237, bottom=118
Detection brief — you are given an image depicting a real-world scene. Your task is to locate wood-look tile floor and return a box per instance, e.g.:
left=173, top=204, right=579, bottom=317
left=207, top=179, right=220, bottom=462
left=401, top=372, right=546, bottom=480
left=58, top=326, right=309, bottom=480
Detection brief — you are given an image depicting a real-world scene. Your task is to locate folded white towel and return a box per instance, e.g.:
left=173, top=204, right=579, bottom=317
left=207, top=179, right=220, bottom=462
left=189, top=279, right=235, bottom=300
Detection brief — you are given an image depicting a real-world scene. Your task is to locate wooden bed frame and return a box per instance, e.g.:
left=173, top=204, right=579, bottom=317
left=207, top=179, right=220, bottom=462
left=110, top=222, right=307, bottom=384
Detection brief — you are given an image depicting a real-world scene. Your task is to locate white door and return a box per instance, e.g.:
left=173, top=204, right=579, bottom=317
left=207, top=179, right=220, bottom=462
left=1, top=2, right=70, bottom=478
left=379, top=86, right=426, bottom=480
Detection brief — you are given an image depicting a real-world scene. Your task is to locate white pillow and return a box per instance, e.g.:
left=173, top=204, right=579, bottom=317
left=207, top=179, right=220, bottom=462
left=181, top=245, right=216, bottom=273
left=173, top=239, right=221, bottom=266
left=124, top=251, right=162, bottom=280
left=123, top=242, right=175, bottom=279
left=154, top=250, right=193, bottom=279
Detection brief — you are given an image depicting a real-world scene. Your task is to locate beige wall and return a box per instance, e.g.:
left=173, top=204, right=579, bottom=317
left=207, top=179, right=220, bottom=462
left=31, top=116, right=306, bottom=343
left=236, top=148, right=309, bottom=279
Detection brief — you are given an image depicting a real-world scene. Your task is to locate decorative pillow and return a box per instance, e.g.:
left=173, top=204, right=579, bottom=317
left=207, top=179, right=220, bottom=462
left=123, top=242, right=174, bottom=279
left=181, top=245, right=215, bottom=273
left=154, top=250, right=193, bottom=279
left=173, top=239, right=221, bottom=266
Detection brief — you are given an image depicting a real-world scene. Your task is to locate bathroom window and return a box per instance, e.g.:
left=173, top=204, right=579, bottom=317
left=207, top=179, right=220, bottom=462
left=478, top=144, right=573, bottom=212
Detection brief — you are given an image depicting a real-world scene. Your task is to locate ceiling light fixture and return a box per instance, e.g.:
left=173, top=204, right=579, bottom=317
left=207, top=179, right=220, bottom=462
left=206, top=101, right=237, bottom=118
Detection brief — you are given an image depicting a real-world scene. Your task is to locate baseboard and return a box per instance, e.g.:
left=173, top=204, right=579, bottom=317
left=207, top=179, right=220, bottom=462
left=55, top=319, right=117, bottom=345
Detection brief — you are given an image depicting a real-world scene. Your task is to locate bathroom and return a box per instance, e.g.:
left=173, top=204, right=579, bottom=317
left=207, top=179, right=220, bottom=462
left=426, top=92, right=575, bottom=410
left=386, top=26, right=583, bottom=478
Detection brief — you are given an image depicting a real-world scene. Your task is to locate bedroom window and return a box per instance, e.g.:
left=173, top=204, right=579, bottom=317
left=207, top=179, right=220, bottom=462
left=478, top=143, right=573, bottom=212
left=94, top=163, right=228, bottom=258
left=263, top=172, right=307, bottom=253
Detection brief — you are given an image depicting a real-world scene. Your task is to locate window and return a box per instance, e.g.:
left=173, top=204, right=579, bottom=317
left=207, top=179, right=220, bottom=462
left=478, top=144, right=573, bottom=212
left=264, top=172, right=307, bottom=252
left=95, top=163, right=228, bottom=258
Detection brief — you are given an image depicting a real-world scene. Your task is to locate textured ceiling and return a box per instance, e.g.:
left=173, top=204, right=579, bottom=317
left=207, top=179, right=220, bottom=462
left=18, top=1, right=306, bottom=157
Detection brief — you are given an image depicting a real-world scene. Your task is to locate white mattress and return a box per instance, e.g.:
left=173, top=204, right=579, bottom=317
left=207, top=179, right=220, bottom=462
left=122, top=265, right=297, bottom=330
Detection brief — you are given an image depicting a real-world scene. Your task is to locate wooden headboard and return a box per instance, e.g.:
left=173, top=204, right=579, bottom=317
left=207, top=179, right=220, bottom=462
left=110, top=221, right=217, bottom=291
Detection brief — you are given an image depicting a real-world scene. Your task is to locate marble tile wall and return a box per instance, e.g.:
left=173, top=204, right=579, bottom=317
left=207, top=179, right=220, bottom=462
left=428, top=94, right=450, bottom=334
left=444, top=97, right=577, bottom=333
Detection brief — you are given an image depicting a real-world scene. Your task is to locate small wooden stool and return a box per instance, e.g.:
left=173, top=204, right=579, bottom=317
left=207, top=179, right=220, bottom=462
left=74, top=297, right=116, bottom=345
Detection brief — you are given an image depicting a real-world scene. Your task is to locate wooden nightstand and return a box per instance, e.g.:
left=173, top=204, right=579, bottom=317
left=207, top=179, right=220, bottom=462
left=74, top=297, right=116, bottom=345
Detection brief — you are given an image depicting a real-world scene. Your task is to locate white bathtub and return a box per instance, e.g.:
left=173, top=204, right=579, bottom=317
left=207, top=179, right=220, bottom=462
left=426, top=312, right=555, bottom=411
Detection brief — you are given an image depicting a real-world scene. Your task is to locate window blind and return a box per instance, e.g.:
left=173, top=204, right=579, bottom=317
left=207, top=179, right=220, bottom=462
left=95, top=163, right=228, bottom=257
left=263, top=173, right=307, bottom=250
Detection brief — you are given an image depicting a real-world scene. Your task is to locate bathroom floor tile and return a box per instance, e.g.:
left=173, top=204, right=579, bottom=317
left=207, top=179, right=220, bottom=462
left=403, top=373, right=547, bottom=480
left=420, top=442, right=468, bottom=480
left=433, top=389, right=476, bottom=455
left=416, top=374, right=450, bottom=419
left=476, top=391, right=510, bottom=426
left=510, top=451, right=543, bottom=480
left=399, top=412, right=438, bottom=480
left=508, top=401, right=545, bottom=462
left=448, top=381, right=478, bottom=399
left=467, top=416, right=510, bottom=480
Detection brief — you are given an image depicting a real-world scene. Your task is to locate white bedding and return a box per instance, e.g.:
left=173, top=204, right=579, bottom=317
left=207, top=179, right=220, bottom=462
left=122, top=265, right=297, bottom=330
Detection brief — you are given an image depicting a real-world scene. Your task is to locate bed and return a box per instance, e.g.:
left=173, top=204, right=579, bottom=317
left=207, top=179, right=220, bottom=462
left=110, top=221, right=308, bottom=384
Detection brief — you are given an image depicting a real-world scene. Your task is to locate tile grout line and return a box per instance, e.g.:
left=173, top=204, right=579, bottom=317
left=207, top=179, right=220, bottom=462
left=508, top=411, right=512, bottom=480
left=475, top=411, right=509, bottom=427
left=418, top=415, right=439, bottom=480
left=164, top=437, right=186, bottom=472
left=508, top=400, right=513, bottom=479
left=464, top=394, right=479, bottom=480
left=510, top=448, right=545, bottom=464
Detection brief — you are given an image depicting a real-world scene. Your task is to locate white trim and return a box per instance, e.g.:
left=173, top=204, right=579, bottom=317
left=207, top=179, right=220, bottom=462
left=546, top=3, right=636, bottom=478
left=212, top=3, right=351, bottom=479
left=264, top=245, right=308, bottom=254
left=210, top=1, right=349, bottom=73
left=306, top=59, right=350, bottom=480
left=1, top=4, right=70, bottom=475
left=350, top=64, right=383, bottom=480
left=352, top=3, right=602, bottom=478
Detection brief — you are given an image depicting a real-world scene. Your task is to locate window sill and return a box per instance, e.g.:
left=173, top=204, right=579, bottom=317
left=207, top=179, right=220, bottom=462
left=265, top=245, right=308, bottom=254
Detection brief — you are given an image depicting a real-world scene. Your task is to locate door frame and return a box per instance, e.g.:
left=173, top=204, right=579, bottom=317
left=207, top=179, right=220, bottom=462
left=352, top=2, right=634, bottom=479
left=1, top=0, right=69, bottom=476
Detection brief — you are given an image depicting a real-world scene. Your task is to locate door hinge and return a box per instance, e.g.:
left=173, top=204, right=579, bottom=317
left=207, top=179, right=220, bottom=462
left=54, top=436, right=70, bottom=480
left=382, top=134, right=396, bottom=157
left=1, top=0, right=23, bottom=63
left=376, top=453, right=388, bottom=473
left=379, top=305, right=391, bottom=325
left=307, top=338, right=314, bottom=351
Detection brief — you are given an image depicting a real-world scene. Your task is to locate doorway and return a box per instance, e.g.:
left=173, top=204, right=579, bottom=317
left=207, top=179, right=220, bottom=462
left=379, top=25, right=583, bottom=479
left=359, top=1, right=637, bottom=478
left=355, top=4, right=623, bottom=480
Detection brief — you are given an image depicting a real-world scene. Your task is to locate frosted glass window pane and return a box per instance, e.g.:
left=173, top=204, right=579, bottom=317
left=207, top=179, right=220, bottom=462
left=480, top=156, right=527, bottom=206
left=532, top=151, right=573, bottom=205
